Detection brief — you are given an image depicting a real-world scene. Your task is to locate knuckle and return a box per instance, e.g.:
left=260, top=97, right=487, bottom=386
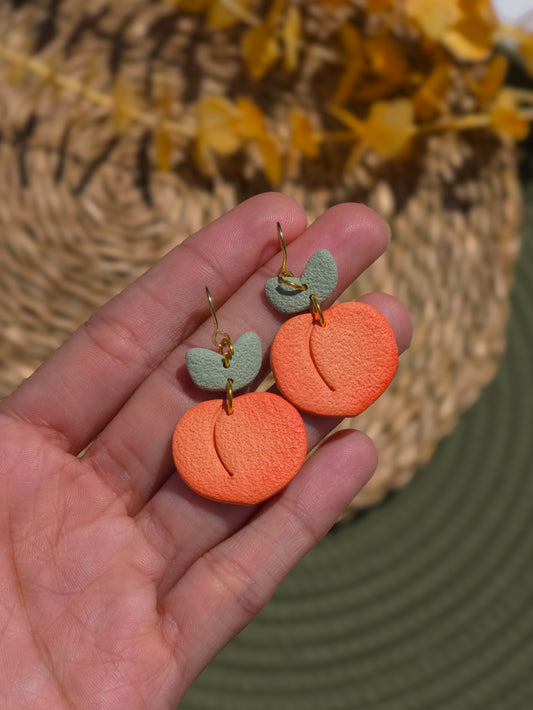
left=278, top=494, right=323, bottom=547
left=82, top=307, right=152, bottom=370
left=86, top=436, right=136, bottom=507
left=201, top=548, right=267, bottom=619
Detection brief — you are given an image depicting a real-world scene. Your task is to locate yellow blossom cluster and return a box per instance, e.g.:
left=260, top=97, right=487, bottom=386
left=1, top=0, right=532, bottom=183
left=165, top=0, right=533, bottom=181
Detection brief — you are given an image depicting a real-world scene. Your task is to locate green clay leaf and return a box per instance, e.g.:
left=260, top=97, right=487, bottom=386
left=265, top=249, right=338, bottom=314
left=186, top=331, right=262, bottom=391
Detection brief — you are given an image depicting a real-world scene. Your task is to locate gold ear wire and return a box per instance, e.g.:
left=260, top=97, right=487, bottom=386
left=275, top=225, right=327, bottom=327
left=205, top=287, right=234, bottom=367
left=276, top=222, right=308, bottom=292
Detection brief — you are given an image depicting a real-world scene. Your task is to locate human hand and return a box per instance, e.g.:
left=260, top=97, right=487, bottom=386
left=0, top=193, right=412, bottom=709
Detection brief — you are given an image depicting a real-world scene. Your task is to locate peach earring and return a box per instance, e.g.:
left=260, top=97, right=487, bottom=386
left=172, top=287, right=307, bottom=505
left=265, top=224, right=398, bottom=417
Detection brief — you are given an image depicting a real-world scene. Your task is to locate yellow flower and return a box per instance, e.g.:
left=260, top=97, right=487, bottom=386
left=357, top=35, right=410, bottom=101
left=241, top=0, right=286, bottom=79
left=444, top=0, right=499, bottom=61
left=490, top=88, right=530, bottom=140
left=209, top=0, right=251, bottom=29
left=290, top=108, right=321, bottom=159
left=254, top=133, right=283, bottom=185
left=502, top=26, right=533, bottom=78
left=365, top=36, right=409, bottom=85
left=282, top=6, right=301, bottom=72
left=332, top=24, right=365, bottom=106
left=471, top=54, right=509, bottom=104
left=242, top=23, right=280, bottom=79
left=361, top=99, right=415, bottom=156
left=406, top=0, right=498, bottom=61
left=412, top=61, right=453, bottom=120
left=194, top=95, right=282, bottom=183
left=236, top=97, right=282, bottom=183
left=334, top=27, right=409, bottom=106
left=330, top=99, right=415, bottom=167
left=516, top=30, right=533, bottom=77
left=405, top=0, right=461, bottom=42
left=196, top=95, right=242, bottom=155
left=236, top=96, right=265, bottom=140
left=194, top=94, right=241, bottom=174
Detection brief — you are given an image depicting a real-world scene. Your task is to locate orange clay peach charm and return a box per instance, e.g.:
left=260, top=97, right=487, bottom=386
left=265, top=223, right=398, bottom=418
left=173, top=393, right=307, bottom=505
left=172, top=288, right=307, bottom=505
left=270, top=301, right=397, bottom=416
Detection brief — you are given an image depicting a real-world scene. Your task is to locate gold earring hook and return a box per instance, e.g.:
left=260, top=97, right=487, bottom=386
left=206, top=287, right=234, bottom=367
left=276, top=222, right=308, bottom=292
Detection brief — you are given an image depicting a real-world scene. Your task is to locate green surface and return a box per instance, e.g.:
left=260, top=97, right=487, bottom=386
left=181, top=182, right=533, bottom=710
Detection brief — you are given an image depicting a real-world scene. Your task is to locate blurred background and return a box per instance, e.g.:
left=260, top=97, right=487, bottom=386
left=1, top=1, right=532, bottom=708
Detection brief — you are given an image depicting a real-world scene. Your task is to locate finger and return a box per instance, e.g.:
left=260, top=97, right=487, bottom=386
left=0, top=193, right=307, bottom=453
left=136, top=291, right=411, bottom=596
left=160, top=429, right=376, bottom=691
left=85, top=203, right=392, bottom=512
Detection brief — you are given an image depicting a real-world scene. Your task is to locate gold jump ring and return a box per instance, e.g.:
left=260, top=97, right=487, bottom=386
left=309, top=294, right=326, bottom=327
left=226, top=378, right=234, bottom=415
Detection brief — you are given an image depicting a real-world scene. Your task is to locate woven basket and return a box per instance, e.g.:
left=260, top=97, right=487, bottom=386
left=0, top=1, right=523, bottom=513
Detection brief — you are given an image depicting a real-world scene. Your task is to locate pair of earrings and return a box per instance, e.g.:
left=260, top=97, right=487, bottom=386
left=172, top=224, right=398, bottom=505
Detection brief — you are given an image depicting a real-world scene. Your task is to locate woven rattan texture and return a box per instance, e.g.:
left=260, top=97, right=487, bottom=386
left=0, top=1, right=523, bottom=511
left=180, top=179, right=533, bottom=708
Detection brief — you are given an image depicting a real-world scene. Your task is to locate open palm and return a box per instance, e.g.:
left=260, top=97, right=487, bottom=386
left=0, top=194, right=411, bottom=709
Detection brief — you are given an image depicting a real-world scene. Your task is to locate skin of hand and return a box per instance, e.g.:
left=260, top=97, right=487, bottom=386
left=0, top=193, right=412, bottom=710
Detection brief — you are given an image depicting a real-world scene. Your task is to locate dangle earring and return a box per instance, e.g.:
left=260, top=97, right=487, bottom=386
left=265, top=223, right=398, bottom=417
left=172, top=287, right=307, bottom=505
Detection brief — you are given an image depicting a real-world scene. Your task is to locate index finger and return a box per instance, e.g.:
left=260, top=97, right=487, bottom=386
left=0, top=193, right=307, bottom=453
